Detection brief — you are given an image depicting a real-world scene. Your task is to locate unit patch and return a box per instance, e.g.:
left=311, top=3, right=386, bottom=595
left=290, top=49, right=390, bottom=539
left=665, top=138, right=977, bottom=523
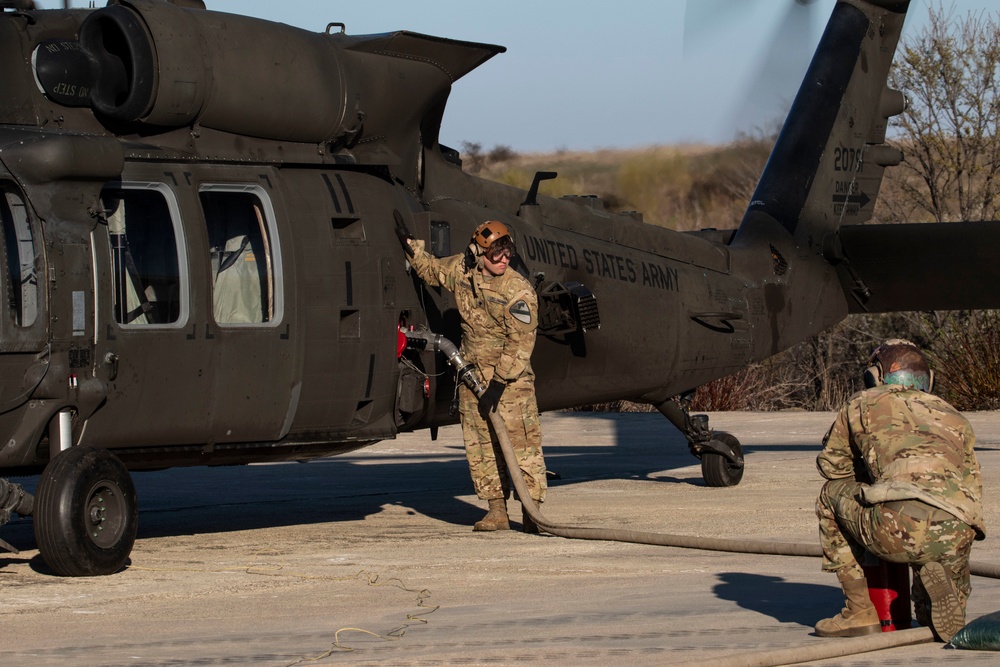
left=510, top=299, right=532, bottom=324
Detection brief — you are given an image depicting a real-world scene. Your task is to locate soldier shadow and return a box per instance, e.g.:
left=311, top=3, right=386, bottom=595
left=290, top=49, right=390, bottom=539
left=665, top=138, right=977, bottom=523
left=713, top=572, right=843, bottom=627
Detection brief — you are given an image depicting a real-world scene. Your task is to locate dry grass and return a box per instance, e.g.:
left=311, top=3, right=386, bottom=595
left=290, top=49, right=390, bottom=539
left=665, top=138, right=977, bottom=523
left=466, top=139, right=772, bottom=231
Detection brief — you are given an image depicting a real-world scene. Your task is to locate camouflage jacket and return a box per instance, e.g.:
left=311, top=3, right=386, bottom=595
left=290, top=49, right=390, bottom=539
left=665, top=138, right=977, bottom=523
left=817, top=384, right=985, bottom=539
left=409, top=242, right=537, bottom=384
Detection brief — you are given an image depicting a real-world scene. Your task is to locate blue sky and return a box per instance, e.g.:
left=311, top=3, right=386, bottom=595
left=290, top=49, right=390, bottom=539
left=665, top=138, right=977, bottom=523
left=50, top=1, right=1000, bottom=152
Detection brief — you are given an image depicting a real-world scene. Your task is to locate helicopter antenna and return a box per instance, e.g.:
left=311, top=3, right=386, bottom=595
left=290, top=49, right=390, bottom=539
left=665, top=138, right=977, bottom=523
left=521, top=172, right=557, bottom=207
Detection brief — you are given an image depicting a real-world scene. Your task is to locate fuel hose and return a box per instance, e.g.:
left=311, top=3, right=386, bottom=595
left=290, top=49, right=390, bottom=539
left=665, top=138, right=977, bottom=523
left=489, top=411, right=1000, bottom=580
left=488, top=409, right=954, bottom=665
left=405, top=328, right=1000, bottom=665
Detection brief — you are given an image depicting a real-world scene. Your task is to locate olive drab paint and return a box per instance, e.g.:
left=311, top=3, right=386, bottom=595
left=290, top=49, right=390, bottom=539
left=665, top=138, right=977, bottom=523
left=0, top=0, right=998, bottom=576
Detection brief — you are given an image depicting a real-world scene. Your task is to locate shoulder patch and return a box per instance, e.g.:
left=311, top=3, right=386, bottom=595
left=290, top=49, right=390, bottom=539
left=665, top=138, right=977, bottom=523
left=509, top=299, right=532, bottom=325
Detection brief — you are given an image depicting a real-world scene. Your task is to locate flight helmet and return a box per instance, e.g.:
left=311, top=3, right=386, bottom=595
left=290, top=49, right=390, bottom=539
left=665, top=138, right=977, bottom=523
left=863, top=339, right=933, bottom=392
left=467, top=220, right=515, bottom=268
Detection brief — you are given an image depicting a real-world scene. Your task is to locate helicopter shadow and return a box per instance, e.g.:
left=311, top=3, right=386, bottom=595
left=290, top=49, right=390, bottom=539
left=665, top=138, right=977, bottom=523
left=0, top=552, right=34, bottom=573
left=0, top=412, right=823, bottom=552
left=0, top=452, right=485, bottom=553
left=119, top=412, right=728, bottom=541
left=130, top=453, right=485, bottom=541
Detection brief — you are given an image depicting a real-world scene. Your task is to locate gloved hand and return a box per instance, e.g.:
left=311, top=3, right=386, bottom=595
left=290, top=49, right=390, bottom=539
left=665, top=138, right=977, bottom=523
left=394, top=211, right=415, bottom=257
left=478, top=379, right=506, bottom=420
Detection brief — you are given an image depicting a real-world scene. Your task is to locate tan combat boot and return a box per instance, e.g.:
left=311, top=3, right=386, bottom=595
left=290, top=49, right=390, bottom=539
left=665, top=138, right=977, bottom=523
left=815, top=577, right=881, bottom=637
left=918, top=561, right=965, bottom=642
left=473, top=498, right=509, bottom=531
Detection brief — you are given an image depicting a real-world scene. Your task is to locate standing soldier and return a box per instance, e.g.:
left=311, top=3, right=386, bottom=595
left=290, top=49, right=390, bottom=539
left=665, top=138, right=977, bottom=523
left=814, top=339, right=985, bottom=641
left=400, top=220, right=546, bottom=533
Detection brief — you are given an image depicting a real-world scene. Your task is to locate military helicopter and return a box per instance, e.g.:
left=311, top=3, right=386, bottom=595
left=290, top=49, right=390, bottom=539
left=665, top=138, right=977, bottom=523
left=0, top=0, right=992, bottom=577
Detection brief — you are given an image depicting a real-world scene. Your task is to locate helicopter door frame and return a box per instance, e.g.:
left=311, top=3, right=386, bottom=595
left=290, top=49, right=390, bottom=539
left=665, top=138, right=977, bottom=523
left=198, top=180, right=296, bottom=443
left=85, top=180, right=216, bottom=447
left=0, top=180, right=45, bottom=350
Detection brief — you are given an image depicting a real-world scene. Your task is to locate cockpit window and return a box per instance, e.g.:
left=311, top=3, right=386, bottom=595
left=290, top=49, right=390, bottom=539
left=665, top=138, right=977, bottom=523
left=200, top=185, right=279, bottom=326
left=0, top=183, right=38, bottom=327
left=102, top=184, right=185, bottom=326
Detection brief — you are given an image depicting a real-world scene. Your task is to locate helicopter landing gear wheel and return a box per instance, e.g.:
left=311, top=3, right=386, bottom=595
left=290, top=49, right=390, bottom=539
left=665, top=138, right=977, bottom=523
left=34, top=446, right=138, bottom=577
left=701, top=432, right=744, bottom=487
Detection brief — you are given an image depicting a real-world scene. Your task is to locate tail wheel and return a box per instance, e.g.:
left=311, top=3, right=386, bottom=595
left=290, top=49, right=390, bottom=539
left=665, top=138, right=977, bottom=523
left=701, top=432, right=745, bottom=487
left=34, top=446, right=138, bottom=577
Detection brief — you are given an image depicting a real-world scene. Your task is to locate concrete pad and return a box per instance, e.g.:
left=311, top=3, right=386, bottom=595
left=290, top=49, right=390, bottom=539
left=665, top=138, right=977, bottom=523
left=1, top=411, right=999, bottom=666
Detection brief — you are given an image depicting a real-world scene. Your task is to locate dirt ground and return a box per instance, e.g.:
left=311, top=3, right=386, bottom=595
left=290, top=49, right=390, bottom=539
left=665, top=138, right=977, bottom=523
left=1, top=411, right=999, bottom=666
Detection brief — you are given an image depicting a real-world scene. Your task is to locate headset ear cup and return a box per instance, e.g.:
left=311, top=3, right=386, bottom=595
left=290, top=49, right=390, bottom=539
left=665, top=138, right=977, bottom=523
left=863, top=364, right=882, bottom=389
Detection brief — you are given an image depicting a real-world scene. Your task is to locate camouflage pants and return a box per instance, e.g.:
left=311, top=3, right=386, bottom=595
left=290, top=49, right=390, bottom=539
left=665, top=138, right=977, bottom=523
left=457, top=378, right=546, bottom=503
left=817, top=478, right=976, bottom=618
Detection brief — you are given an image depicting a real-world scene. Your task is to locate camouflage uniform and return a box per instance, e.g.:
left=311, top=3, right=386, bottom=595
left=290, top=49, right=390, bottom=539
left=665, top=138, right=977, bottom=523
left=816, top=384, right=985, bottom=619
left=409, top=241, right=546, bottom=503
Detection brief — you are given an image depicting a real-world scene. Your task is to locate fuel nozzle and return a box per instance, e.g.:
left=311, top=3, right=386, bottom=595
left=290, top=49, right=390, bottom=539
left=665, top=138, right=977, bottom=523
left=403, top=329, right=487, bottom=397
left=451, top=350, right=488, bottom=398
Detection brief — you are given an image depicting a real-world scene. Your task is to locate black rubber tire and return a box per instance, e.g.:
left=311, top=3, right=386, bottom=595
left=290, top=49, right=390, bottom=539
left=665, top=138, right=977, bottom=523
left=701, top=432, right=745, bottom=487
left=34, top=446, right=138, bottom=577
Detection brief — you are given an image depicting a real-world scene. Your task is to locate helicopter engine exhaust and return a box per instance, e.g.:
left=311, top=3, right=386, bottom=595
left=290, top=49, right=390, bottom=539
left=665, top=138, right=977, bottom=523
left=43, top=0, right=357, bottom=144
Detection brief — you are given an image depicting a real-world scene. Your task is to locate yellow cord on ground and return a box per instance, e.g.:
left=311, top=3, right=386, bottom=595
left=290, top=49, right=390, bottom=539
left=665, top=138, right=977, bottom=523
left=129, top=556, right=437, bottom=664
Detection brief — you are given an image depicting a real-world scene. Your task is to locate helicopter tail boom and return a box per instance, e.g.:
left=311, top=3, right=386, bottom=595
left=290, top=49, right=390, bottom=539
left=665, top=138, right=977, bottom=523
left=732, top=0, right=908, bottom=252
